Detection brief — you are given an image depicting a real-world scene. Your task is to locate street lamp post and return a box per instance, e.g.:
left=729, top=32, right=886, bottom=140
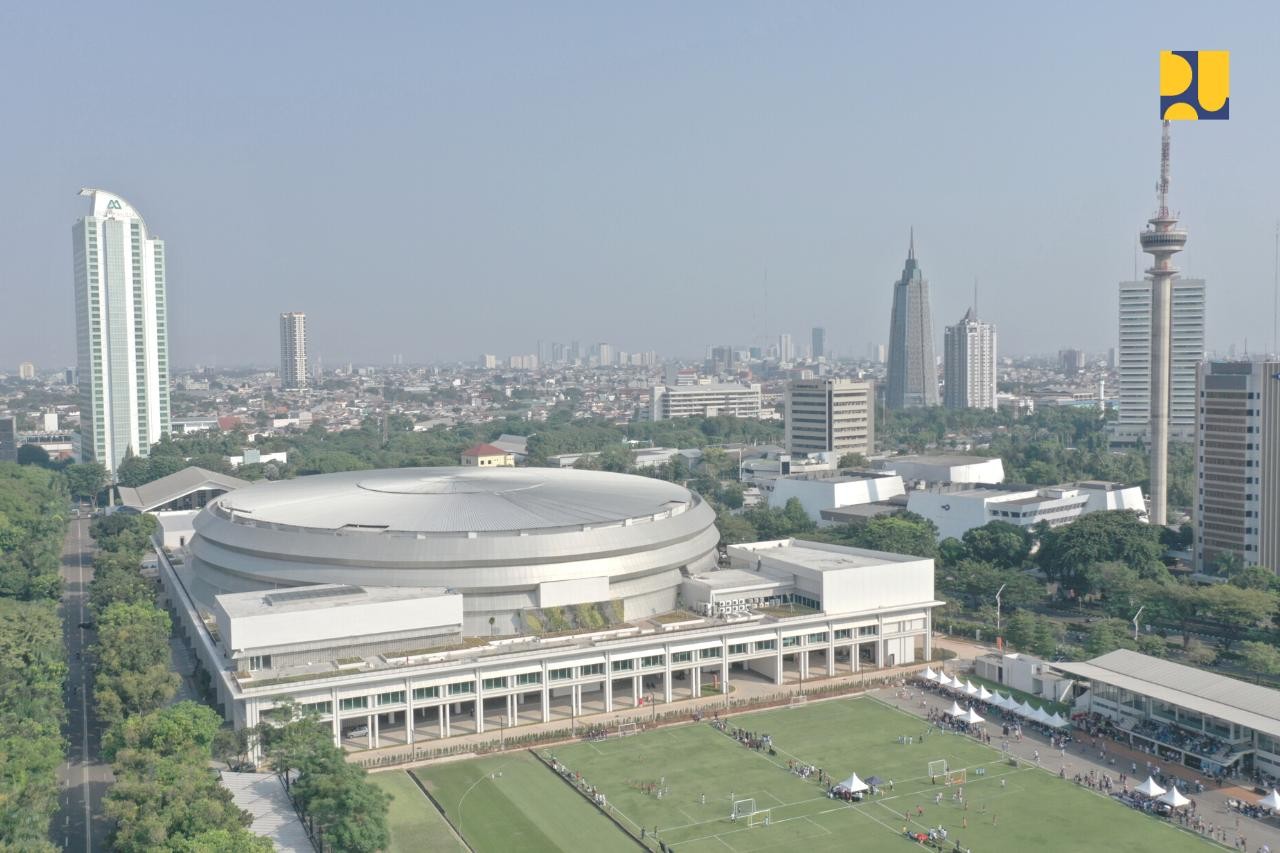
left=994, top=583, right=1007, bottom=637
left=1132, top=606, right=1145, bottom=642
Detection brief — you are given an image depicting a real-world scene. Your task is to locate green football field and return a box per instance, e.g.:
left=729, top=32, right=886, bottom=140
left=367, top=770, right=468, bottom=853
left=400, top=696, right=1225, bottom=852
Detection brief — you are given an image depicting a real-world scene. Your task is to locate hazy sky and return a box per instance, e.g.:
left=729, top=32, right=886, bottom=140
left=2, top=2, right=1278, bottom=369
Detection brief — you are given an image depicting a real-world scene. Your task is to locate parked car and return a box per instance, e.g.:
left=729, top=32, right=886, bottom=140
left=345, top=725, right=370, bottom=739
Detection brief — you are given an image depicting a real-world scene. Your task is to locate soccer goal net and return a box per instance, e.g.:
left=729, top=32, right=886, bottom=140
left=927, top=759, right=949, bottom=779
left=748, top=809, right=772, bottom=828
left=789, top=695, right=808, bottom=708
left=946, top=769, right=967, bottom=786
left=617, top=721, right=639, bottom=738
left=731, top=799, right=757, bottom=821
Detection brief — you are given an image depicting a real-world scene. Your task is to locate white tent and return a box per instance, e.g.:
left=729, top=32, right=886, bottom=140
left=977, top=686, right=993, bottom=701
left=995, top=693, right=1018, bottom=710
left=1134, top=776, right=1166, bottom=797
left=1031, top=707, right=1054, bottom=726
left=1158, top=787, right=1191, bottom=809
left=1017, top=700, right=1037, bottom=717
left=946, top=701, right=965, bottom=717
left=1046, top=712, right=1069, bottom=728
left=1259, top=789, right=1280, bottom=811
left=963, top=680, right=979, bottom=696
left=937, top=673, right=954, bottom=687
left=838, top=773, right=869, bottom=793
left=923, top=667, right=939, bottom=681
left=961, top=707, right=985, bottom=725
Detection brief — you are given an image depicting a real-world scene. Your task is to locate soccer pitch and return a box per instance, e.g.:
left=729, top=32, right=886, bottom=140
left=541, top=696, right=1223, bottom=853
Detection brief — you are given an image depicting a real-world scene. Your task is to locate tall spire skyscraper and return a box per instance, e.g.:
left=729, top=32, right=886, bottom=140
left=1141, top=122, right=1188, bottom=527
left=886, top=229, right=939, bottom=409
left=72, top=189, right=171, bottom=475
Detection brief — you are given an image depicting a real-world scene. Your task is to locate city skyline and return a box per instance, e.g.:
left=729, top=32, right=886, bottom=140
left=2, top=4, right=1278, bottom=369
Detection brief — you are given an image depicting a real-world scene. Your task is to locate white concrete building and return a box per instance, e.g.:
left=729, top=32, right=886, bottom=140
left=1195, top=360, right=1280, bottom=573
left=1113, top=278, right=1205, bottom=446
left=73, top=188, right=171, bottom=473
left=279, top=312, right=309, bottom=389
left=875, top=454, right=1005, bottom=486
left=765, top=471, right=905, bottom=524
left=152, top=469, right=939, bottom=752
left=650, top=383, right=762, bottom=420
left=784, top=378, right=875, bottom=457
left=906, top=481, right=1146, bottom=540
left=943, top=308, right=997, bottom=410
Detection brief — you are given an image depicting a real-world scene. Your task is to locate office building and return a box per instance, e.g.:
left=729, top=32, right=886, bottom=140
left=650, top=383, right=761, bottom=420
left=943, top=309, right=997, bottom=410
left=1059, top=349, right=1086, bottom=375
left=874, top=454, right=1005, bottom=485
left=1194, top=360, right=1280, bottom=574
left=279, top=312, right=309, bottom=389
left=0, top=417, right=15, bottom=463
left=784, top=378, right=874, bottom=456
left=811, top=327, right=826, bottom=360
left=886, top=231, right=938, bottom=409
left=150, top=467, right=938, bottom=750
left=907, top=480, right=1145, bottom=540
left=778, top=334, right=794, bottom=364
left=72, top=188, right=170, bottom=474
left=1114, top=278, right=1205, bottom=446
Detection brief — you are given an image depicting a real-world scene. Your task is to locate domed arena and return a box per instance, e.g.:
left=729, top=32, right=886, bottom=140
left=184, top=466, right=721, bottom=635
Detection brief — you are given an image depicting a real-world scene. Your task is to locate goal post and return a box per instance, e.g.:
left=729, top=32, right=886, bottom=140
left=946, top=768, right=967, bottom=786
left=927, top=759, right=949, bottom=779
left=747, top=809, right=771, bottom=828
left=617, top=721, right=638, bottom=738
left=731, top=798, right=756, bottom=821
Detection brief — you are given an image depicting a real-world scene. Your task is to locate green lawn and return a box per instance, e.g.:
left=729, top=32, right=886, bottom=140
left=410, top=751, right=637, bottom=853
left=546, top=697, right=1222, bottom=852
left=368, top=771, right=467, bottom=853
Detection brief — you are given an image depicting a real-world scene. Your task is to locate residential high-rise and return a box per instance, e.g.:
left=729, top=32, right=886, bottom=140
left=279, top=312, right=309, bottom=389
left=72, top=188, right=170, bottom=475
left=1194, top=361, right=1280, bottom=574
left=1058, top=349, right=1086, bottom=375
left=886, top=230, right=938, bottom=409
left=943, top=309, right=997, bottom=410
left=785, top=378, right=875, bottom=456
left=17, top=362, right=35, bottom=380
left=1140, top=121, right=1190, bottom=527
left=811, top=327, right=826, bottom=360
left=1115, top=278, right=1206, bottom=447
left=778, top=333, right=794, bottom=364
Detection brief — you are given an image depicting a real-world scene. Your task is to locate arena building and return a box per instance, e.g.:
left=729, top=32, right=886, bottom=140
left=155, top=467, right=940, bottom=751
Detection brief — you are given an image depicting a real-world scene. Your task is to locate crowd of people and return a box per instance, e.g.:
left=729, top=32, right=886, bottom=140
left=710, top=717, right=775, bottom=755
left=1131, top=718, right=1229, bottom=760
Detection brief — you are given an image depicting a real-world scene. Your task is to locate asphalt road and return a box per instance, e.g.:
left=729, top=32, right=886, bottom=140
left=54, top=515, right=112, bottom=852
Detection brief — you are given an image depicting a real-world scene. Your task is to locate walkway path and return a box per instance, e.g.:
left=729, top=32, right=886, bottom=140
left=53, top=515, right=112, bottom=853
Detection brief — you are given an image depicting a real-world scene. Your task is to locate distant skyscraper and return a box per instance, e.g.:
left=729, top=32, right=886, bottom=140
left=279, top=312, right=309, bottom=389
left=943, top=309, right=996, bottom=410
left=0, top=416, right=15, bottom=463
left=811, top=327, right=826, bottom=360
left=1115, top=278, right=1205, bottom=444
left=778, top=334, right=794, bottom=363
left=785, top=378, right=874, bottom=456
left=886, top=230, right=938, bottom=409
left=1194, top=360, right=1280, bottom=573
left=1058, top=349, right=1086, bottom=375
left=73, top=188, right=170, bottom=474
left=17, top=362, right=35, bottom=380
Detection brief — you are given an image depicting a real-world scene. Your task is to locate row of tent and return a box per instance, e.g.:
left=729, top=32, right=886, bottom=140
left=922, top=667, right=1069, bottom=728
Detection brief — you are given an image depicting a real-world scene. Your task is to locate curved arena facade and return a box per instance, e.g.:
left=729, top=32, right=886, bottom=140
left=185, top=467, right=720, bottom=635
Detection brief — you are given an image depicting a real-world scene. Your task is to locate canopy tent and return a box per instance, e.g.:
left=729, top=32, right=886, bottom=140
left=1018, top=701, right=1038, bottom=717
left=961, top=707, right=985, bottom=725
left=923, top=667, right=939, bottom=681
left=1259, top=790, right=1280, bottom=811
left=946, top=701, right=965, bottom=717
left=963, top=680, right=979, bottom=696
left=1158, top=787, right=1191, bottom=809
left=995, top=693, right=1018, bottom=711
left=865, top=775, right=884, bottom=787
left=1134, top=776, right=1166, bottom=797
left=1031, top=707, right=1054, bottom=726
left=837, top=773, right=869, bottom=794
left=937, top=673, right=954, bottom=688
left=977, top=686, right=994, bottom=701
left=1046, top=712, right=1069, bottom=728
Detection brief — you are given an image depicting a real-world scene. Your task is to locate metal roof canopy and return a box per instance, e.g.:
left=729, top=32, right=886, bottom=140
left=1054, top=649, right=1280, bottom=740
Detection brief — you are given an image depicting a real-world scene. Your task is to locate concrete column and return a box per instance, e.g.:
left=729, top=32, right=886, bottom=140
left=827, top=636, right=837, bottom=676
left=475, top=680, right=485, bottom=734
left=799, top=649, right=809, bottom=679
left=507, top=693, right=516, bottom=726
left=541, top=686, right=550, bottom=723
left=775, top=651, right=784, bottom=685
left=605, top=677, right=614, bottom=713
left=405, top=683, right=415, bottom=745
left=331, top=688, right=341, bottom=745
left=633, top=675, right=642, bottom=707
left=692, top=666, right=701, bottom=699
left=853, top=642, right=861, bottom=673
left=664, top=657, right=673, bottom=703
left=441, top=703, right=450, bottom=739
left=367, top=713, right=375, bottom=749
left=924, top=612, right=933, bottom=660
left=721, top=660, right=730, bottom=695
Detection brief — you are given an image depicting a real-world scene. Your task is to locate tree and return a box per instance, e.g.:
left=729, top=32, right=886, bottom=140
left=103, top=701, right=223, bottom=762
left=1239, top=640, right=1280, bottom=684
left=714, top=511, right=757, bottom=546
left=16, top=443, right=51, bottom=467
left=1003, top=610, right=1036, bottom=650
left=1228, top=564, right=1279, bottom=592
left=836, top=452, right=866, bottom=469
left=1031, top=617, right=1060, bottom=658
left=93, top=602, right=179, bottom=728
left=823, top=513, right=938, bottom=559
left=937, top=537, right=967, bottom=568
left=1037, top=511, right=1164, bottom=595
left=1184, top=639, right=1218, bottom=667
left=960, top=521, right=1032, bottom=569
left=1135, top=634, right=1168, bottom=658
left=1085, top=621, right=1122, bottom=656
left=64, top=462, right=109, bottom=505
left=1200, top=583, right=1275, bottom=651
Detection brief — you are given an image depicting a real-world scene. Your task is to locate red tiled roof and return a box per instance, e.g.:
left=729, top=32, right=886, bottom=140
left=462, top=443, right=509, bottom=457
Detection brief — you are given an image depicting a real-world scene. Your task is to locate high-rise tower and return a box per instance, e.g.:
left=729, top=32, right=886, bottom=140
left=1141, top=122, right=1189, bottom=527
left=279, top=312, right=309, bottom=389
left=72, top=188, right=170, bottom=475
left=886, top=230, right=938, bottom=409
left=943, top=308, right=997, bottom=410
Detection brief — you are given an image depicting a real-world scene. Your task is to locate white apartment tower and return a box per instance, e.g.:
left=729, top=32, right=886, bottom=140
left=72, top=188, right=170, bottom=474
left=279, top=312, right=309, bottom=389
left=785, top=378, right=875, bottom=456
left=943, top=308, right=997, bottom=410
left=1194, top=361, right=1280, bottom=574
left=1114, top=278, right=1205, bottom=443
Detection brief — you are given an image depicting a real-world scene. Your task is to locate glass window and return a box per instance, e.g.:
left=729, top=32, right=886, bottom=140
left=482, top=677, right=507, bottom=690
left=699, top=647, right=721, bottom=659
left=301, top=701, right=332, bottom=716
left=671, top=651, right=692, bottom=663
left=549, top=667, right=573, bottom=681
left=248, top=654, right=272, bottom=671
left=807, top=632, right=828, bottom=644
left=377, top=690, right=405, bottom=706
left=754, top=639, right=776, bottom=651
left=515, top=672, right=541, bottom=686
left=338, top=696, right=368, bottom=712
left=782, top=636, right=800, bottom=647
left=579, top=663, right=604, bottom=677
left=727, top=643, right=748, bottom=655
left=641, top=655, right=664, bottom=668
left=447, top=680, right=475, bottom=696
left=611, top=659, right=634, bottom=672
left=834, top=629, right=852, bottom=640
left=412, top=686, right=439, bottom=701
